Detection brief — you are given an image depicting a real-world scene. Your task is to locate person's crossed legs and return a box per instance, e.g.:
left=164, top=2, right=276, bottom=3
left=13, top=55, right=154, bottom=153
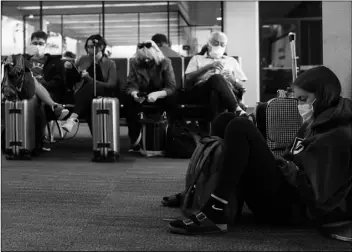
left=34, top=79, right=69, bottom=120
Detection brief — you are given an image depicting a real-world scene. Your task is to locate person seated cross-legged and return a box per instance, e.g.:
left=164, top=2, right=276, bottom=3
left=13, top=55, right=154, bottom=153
left=184, top=31, right=248, bottom=122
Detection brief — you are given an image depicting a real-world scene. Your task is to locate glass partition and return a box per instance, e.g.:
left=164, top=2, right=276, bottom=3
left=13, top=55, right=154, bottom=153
left=1, top=1, right=224, bottom=58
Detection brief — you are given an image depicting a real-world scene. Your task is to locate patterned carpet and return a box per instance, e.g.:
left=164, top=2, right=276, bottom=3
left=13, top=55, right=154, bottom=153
left=1, top=124, right=352, bottom=251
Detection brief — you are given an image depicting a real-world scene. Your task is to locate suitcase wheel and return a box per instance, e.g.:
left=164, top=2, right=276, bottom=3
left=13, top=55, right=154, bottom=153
left=5, top=153, right=32, bottom=160
left=92, top=150, right=119, bottom=163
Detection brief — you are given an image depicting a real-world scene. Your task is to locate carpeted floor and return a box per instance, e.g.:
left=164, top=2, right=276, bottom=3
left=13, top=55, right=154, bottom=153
left=2, top=124, right=352, bottom=251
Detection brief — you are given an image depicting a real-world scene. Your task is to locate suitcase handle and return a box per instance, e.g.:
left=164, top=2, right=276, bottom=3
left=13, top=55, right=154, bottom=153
left=288, top=32, right=299, bottom=82
left=96, top=109, right=110, bottom=115
left=92, top=39, right=99, bottom=98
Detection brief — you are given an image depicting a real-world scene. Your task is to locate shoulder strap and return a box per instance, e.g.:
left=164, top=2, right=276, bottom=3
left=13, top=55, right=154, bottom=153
left=185, top=136, right=223, bottom=192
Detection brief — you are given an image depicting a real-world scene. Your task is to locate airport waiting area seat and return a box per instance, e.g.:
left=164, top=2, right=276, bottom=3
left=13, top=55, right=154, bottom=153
left=1, top=55, right=243, bottom=138
left=109, top=55, right=243, bottom=128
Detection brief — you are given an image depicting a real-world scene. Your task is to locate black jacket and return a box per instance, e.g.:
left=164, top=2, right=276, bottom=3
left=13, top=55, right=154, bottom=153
left=24, top=53, right=66, bottom=103
left=126, top=57, right=176, bottom=96
left=277, top=97, right=352, bottom=224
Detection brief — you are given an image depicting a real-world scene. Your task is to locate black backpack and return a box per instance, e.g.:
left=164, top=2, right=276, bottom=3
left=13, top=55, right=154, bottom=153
left=165, top=124, right=201, bottom=159
left=180, top=136, right=241, bottom=224
left=1, top=54, right=35, bottom=101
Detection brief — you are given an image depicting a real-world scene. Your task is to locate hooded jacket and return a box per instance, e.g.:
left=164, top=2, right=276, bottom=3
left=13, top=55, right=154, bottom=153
left=277, top=96, right=352, bottom=223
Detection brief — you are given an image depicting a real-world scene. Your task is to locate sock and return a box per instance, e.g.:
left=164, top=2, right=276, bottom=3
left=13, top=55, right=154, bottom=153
left=202, top=194, right=228, bottom=224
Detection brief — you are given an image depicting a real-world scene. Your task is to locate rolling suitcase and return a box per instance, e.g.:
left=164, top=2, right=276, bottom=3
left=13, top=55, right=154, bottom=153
left=253, top=32, right=303, bottom=157
left=3, top=96, right=38, bottom=160
left=91, top=42, right=120, bottom=162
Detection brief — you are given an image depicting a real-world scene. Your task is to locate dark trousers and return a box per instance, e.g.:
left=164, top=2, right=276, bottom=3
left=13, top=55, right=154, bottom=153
left=185, top=74, right=239, bottom=121
left=124, top=93, right=178, bottom=143
left=73, top=79, right=109, bottom=124
left=211, top=112, right=299, bottom=223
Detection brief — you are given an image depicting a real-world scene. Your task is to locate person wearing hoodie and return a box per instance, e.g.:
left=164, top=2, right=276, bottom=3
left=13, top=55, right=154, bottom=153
left=167, top=66, right=352, bottom=241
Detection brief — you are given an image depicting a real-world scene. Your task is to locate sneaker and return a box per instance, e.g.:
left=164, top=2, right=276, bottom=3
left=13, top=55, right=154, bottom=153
left=52, top=104, right=69, bottom=120
left=61, top=118, right=79, bottom=133
left=235, top=110, right=248, bottom=117
left=129, top=143, right=142, bottom=153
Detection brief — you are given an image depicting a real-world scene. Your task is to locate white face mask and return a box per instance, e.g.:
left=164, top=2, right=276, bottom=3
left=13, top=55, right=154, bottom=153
left=298, top=99, right=316, bottom=123
left=209, top=45, right=225, bottom=59
left=31, top=45, right=46, bottom=57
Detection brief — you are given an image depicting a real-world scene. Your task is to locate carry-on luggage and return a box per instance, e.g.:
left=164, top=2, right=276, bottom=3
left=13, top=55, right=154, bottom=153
left=180, top=136, right=243, bottom=225
left=253, top=32, right=303, bottom=157
left=91, top=43, right=120, bottom=162
left=3, top=97, right=38, bottom=160
left=139, top=111, right=168, bottom=157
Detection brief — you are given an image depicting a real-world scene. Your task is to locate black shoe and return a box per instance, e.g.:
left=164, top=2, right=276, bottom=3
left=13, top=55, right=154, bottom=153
left=168, top=212, right=227, bottom=235
left=319, top=221, right=352, bottom=242
left=52, top=104, right=69, bottom=120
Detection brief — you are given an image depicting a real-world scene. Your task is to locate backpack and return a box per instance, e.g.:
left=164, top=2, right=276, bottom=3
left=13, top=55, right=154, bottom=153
left=165, top=124, right=201, bottom=159
left=1, top=54, right=35, bottom=101
left=180, top=136, right=240, bottom=224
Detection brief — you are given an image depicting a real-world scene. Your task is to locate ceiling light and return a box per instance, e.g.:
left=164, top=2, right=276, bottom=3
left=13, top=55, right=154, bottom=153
left=216, top=17, right=222, bottom=21
left=44, top=18, right=178, bottom=24
left=18, top=2, right=177, bottom=10
left=65, top=24, right=178, bottom=29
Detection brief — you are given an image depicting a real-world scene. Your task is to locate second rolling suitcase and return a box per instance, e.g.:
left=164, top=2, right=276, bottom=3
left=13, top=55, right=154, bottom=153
left=92, top=97, right=120, bottom=162
left=90, top=41, right=120, bottom=162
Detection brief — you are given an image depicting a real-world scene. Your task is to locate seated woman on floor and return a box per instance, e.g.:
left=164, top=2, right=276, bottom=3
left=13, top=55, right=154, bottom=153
left=61, top=34, right=118, bottom=132
left=124, top=40, right=177, bottom=152
left=164, top=66, right=352, bottom=241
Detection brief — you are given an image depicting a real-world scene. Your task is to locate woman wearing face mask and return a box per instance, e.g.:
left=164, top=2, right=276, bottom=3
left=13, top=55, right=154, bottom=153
left=184, top=32, right=248, bottom=122
left=167, top=66, right=352, bottom=241
left=124, top=40, right=177, bottom=152
left=61, top=34, right=117, bottom=133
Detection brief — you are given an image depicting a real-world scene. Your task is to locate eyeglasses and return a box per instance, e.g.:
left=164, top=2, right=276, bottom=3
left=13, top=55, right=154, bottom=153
left=31, top=42, right=45, bottom=46
left=137, top=42, right=152, bottom=49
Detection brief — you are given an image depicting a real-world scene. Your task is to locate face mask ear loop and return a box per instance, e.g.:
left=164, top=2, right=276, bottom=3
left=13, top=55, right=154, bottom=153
left=311, top=99, right=316, bottom=112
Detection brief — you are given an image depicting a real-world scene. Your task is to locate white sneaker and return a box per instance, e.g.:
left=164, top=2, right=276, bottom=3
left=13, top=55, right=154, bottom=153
left=61, top=118, right=79, bottom=133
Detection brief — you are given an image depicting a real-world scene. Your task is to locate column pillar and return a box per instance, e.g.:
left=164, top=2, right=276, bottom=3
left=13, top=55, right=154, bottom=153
left=223, top=1, right=260, bottom=107
left=323, top=2, right=352, bottom=99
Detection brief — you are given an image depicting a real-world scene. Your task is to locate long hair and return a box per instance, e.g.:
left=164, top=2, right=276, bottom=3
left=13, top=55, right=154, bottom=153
left=291, top=66, right=341, bottom=120
left=135, top=40, right=165, bottom=66
left=84, top=34, right=107, bottom=55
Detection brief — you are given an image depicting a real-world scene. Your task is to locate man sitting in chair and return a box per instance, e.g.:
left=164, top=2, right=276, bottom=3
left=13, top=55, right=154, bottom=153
left=184, top=31, right=248, bottom=121
left=25, top=30, right=69, bottom=150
